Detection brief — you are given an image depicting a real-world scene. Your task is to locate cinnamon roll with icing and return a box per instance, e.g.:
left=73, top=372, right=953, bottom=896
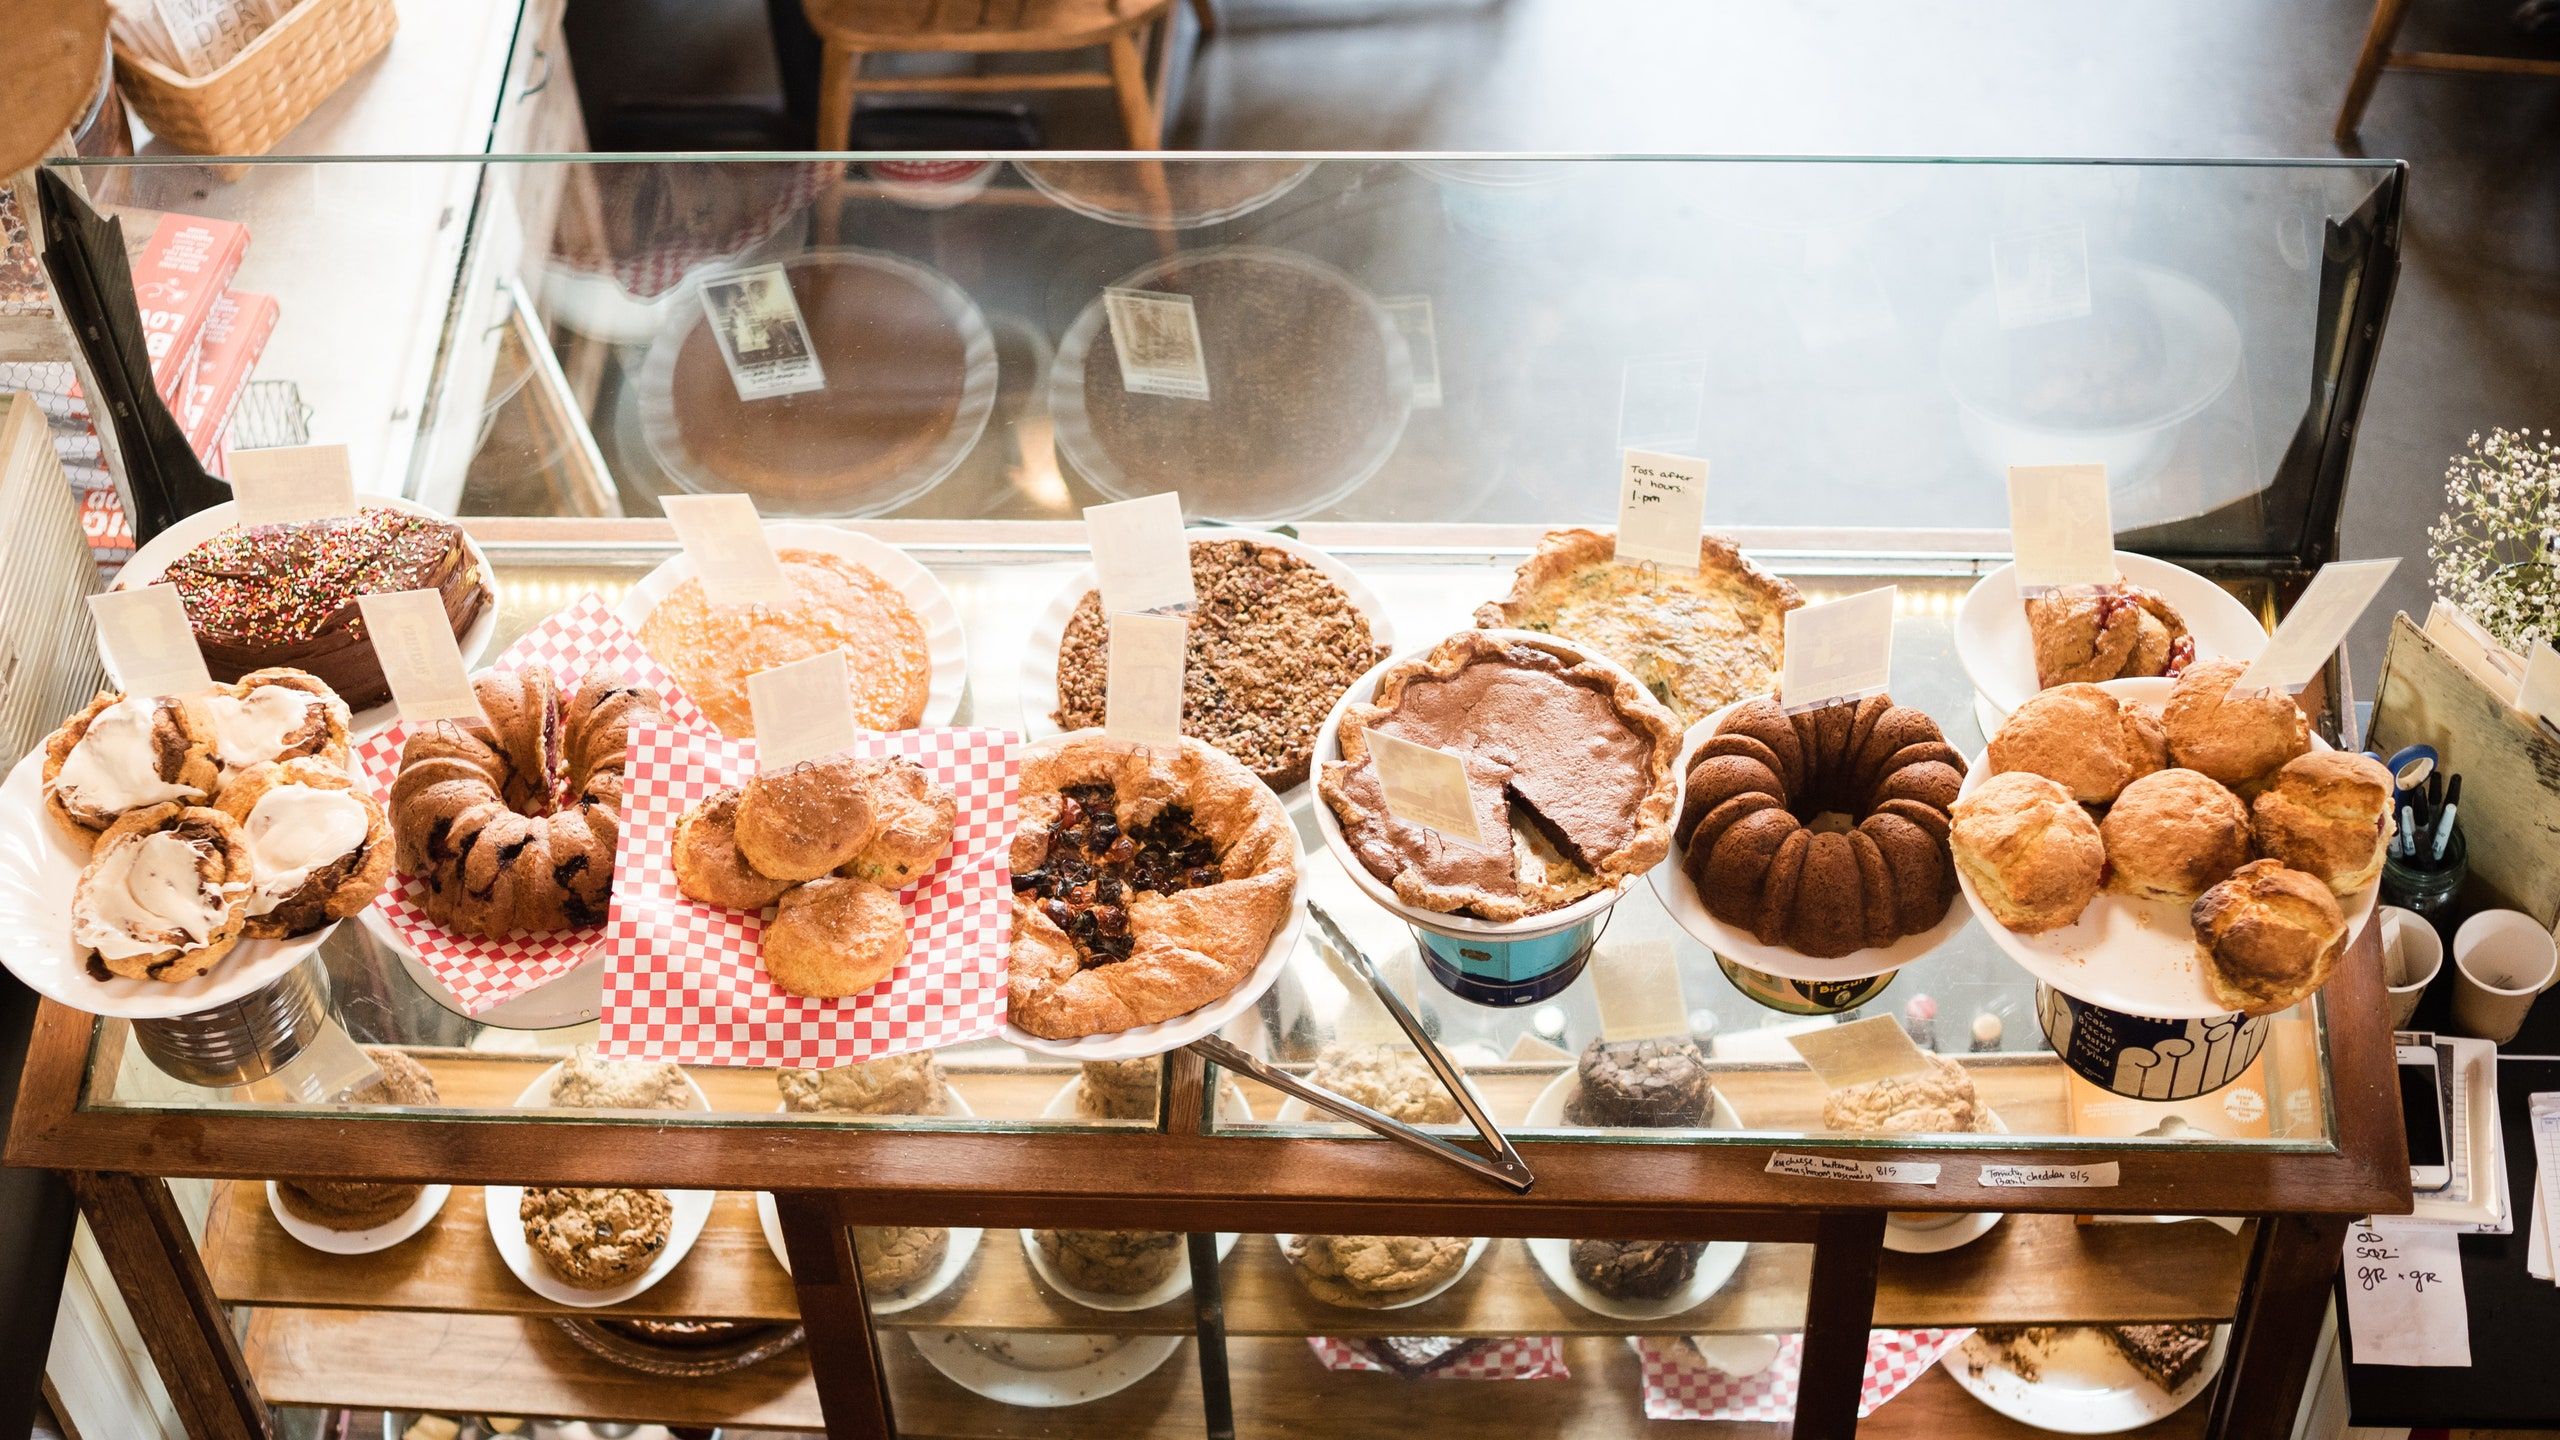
left=42, top=694, right=219, bottom=850
left=72, top=803, right=253, bottom=982
left=214, top=759, right=392, bottom=938
left=200, top=669, right=351, bottom=780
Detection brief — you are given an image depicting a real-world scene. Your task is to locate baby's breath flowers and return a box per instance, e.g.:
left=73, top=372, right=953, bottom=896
left=2427, top=428, right=2560, bottom=653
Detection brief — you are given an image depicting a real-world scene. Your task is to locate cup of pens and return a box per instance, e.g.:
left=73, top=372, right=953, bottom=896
left=2380, top=764, right=2464, bottom=925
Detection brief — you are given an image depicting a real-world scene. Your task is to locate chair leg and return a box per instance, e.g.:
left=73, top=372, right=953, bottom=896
left=2335, top=0, right=2413, bottom=141
left=817, top=41, right=863, bottom=150
left=1108, top=30, right=1162, bottom=148
left=1187, top=0, right=1217, bottom=38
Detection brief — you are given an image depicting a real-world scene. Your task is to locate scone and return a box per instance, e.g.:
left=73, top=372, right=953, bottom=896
left=1282, top=1233, right=1471, bottom=1308
left=2100, top=768, right=2251, bottom=904
left=1309, top=1043, right=1462, bottom=1125
left=1569, top=1238, right=1703, bottom=1300
left=2191, top=859, right=2346, bottom=1016
left=1034, top=1228, right=1183, bottom=1296
left=520, top=1186, right=672, bottom=1288
left=1565, top=1036, right=1711, bottom=1128
left=856, top=1224, right=950, bottom=1295
left=1984, top=683, right=2164, bottom=805
left=2249, top=751, right=2393, bottom=894
left=1077, top=1056, right=1162, bottom=1120
left=778, top=1051, right=945, bottom=1115
left=736, top=754, right=878, bottom=881
left=2162, top=658, right=2310, bottom=794
left=762, top=876, right=907, bottom=999
left=549, top=1045, right=693, bottom=1110
left=1949, top=772, right=2105, bottom=933
left=673, top=787, right=792, bottom=911
left=838, top=758, right=957, bottom=888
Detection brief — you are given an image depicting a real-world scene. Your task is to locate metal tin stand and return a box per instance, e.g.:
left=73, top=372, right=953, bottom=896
left=129, top=958, right=332, bottom=1089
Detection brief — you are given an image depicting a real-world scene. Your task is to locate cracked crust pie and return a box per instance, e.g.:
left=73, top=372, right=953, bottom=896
left=1007, top=736, right=1296, bottom=1040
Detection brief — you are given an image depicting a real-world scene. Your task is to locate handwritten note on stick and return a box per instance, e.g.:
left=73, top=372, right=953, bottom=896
left=1766, top=1153, right=1942, bottom=1184
left=1364, top=730, right=1485, bottom=845
left=1979, top=1162, right=2119, bottom=1188
left=662, top=493, right=790, bottom=607
left=1104, top=612, right=1187, bottom=748
left=88, top=586, right=214, bottom=698
left=357, top=590, right=482, bottom=724
left=2342, top=1221, right=2471, bottom=1366
left=1778, top=587, right=1898, bottom=714
left=2006, top=464, right=2119, bottom=592
left=227, top=443, right=358, bottom=528
left=1085, top=493, right=1196, bottom=617
left=1614, top=449, right=1709, bottom=570
left=748, top=650, right=858, bottom=772
left=2235, top=558, right=2399, bottom=695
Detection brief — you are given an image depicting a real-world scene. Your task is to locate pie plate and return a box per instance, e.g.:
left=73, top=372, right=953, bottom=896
left=615, top=520, right=969, bottom=729
left=753, top=1084, right=983, bottom=1313
left=1954, top=551, right=2266, bottom=720
left=1519, top=1070, right=1749, bottom=1320
left=484, top=1061, right=716, bottom=1308
left=1647, top=698, right=1972, bottom=985
left=908, top=1330, right=1184, bottom=1409
left=1954, top=678, right=2376, bottom=1020
left=1943, top=1324, right=2229, bottom=1434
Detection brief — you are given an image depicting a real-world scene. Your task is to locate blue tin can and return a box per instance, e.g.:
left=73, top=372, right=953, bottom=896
left=1413, top=916, right=1601, bottom=1007
left=2034, top=984, right=2271, bottom=1100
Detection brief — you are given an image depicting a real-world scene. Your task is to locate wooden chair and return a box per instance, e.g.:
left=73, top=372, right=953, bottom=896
left=2336, top=0, right=2560, bottom=139
left=801, top=0, right=1176, bottom=150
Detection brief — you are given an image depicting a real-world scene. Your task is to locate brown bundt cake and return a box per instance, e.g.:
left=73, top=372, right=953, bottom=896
left=389, top=669, right=662, bottom=935
left=1677, top=694, right=1964, bottom=958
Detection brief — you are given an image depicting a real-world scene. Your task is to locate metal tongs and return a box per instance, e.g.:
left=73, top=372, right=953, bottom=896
left=1186, top=900, right=1534, bottom=1192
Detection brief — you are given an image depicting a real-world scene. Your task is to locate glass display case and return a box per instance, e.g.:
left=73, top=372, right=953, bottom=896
left=7, top=153, right=2409, bottom=1440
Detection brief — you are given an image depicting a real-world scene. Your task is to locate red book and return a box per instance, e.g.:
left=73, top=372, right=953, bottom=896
left=180, top=290, right=276, bottom=456
left=129, top=213, right=249, bottom=403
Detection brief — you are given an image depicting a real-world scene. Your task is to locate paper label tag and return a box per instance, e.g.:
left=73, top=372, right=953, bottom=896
left=697, top=264, right=826, bottom=401
left=1978, top=1162, right=2120, bottom=1188
left=1993, top=223, right=2093, bottom=328
left=1104, top=288, right=1211, bottom=401
left=1779, top=586, right=1898, bottom=714
left=356, top=590, right=483, bottom=724
left=2006, top=464, right=2119, bottom=592
left=226, top=443, right=358, bottom=528
left=1591, top=939, right=1689, bottom=1042
left=1383, top=297, right=1442, bottom=409
left=2235, top=558, right=2400, bottom=694
left=1766, top=1153, right=1942, bottom=1185
left=1787, top=1014, right=1938, bottom=1091
left=1085, top=494, right=1196, bottom=617
left=661, top=493, right=791, bottom=608
left=1104, top=612, right=1188, bottom=748
left=1614, top=450, right=1710, bottom=571
left=89, top=586, right=214, bottom=697
left=2519, top=642, right=2560, bottom=730
left=2344, top=1221, right=2471, bottom=1366
left=747, top=650, right=860, bottom=772
left=1364, top=730, right=1486, bottom=845
left=1618, top=355, right=1708, bottom=450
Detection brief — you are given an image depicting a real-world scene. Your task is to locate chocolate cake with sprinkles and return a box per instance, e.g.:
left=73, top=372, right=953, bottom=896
left=160, top=508, right=488, bottom=710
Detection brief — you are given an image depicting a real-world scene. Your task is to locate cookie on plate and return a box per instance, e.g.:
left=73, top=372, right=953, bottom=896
left=520, top=1186, right=673, bottom=1288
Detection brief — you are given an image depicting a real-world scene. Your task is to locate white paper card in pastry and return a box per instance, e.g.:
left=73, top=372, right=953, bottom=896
left=1592, top=938, right=1689, bottom=1042
left=88, top=585, right=213, bottom=697
left=2343, top=1219, right=2471, bottom=1366
left=1787, top=1014, right=1937, bottom=1090
left=1085, top=493, right=1196, bottom=616
left=1615, top=450, right=1710, bottom=571
left=227, top=443, right=358, bottom=528
left=2235, top=558, right=2399, bottom=694
left=1362, top=729, right=1485, bottom=846
left=661, top=493, right=790, bottom=608
left=358, top=589, right=484, bottom=725
left=2005, top=463, right=2119, bottom=592
left=1103, top=287, right=1211, bottom=401
left=748, top=649, right=858, bottom=772
left=696, top=264, right=826, bottom=401
left=1103, top=611, right=1186, bottom=748
left=1778, top=585, right=1897, bottom=713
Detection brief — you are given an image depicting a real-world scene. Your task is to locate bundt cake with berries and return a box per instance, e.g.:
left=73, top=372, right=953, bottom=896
left=1678, top=694, right=1965, bottom=958
left=389, top=668, right=662, bottom=935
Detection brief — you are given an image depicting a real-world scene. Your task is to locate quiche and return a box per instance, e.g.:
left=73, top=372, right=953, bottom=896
left=1475, top=528, right=1801, bottom=726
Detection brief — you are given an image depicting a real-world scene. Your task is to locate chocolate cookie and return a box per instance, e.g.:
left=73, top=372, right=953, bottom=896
left=1569, top=1238, right=1703, bottom=1300
left=1565, top=1035, right=1711, bottom=1128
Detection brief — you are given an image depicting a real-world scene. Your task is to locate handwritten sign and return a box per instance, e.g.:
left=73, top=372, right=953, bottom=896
left=2006, top=464, right=2119, bottom=592
left=1364, top=729, right=1485, bottom=845
left=2235, top=558, right=2399, bottom=695
left=1788, top=1014, right=1937, bottom=1091
left=1104, top=611, right=1188, bottom=748
left=89, top=586, right=214, bottom=697
left=227, top=443, right=358, bottom=528
left=1614, top=450, right=1710, bottom=570
left=1104, top=288, right=1210, bottom=401
left=1766, top=1153, right=1942, bottom=1185
left=1592, top=939, right=1689, bottom=1043
left=662, top=493, right=790, bottom=608
left=1779, top=586, right=1897, bottom=714
left=1085, top=494, right=1196, bottom=617
left=2342, top=1221, right=2470, bottom=1366
left=1978, top=1162, right=2120, bottom=1188
left=2519, top=641, right=2560, bottom=731
left=356, top=590, right=483, bottom=724
left=1993, top=223, right=2093, bottom=328
left=747, top=650, right=859, bottom=772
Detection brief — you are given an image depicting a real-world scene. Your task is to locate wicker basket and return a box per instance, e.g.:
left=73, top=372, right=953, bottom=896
left=112, top=0, right=398, bottom=157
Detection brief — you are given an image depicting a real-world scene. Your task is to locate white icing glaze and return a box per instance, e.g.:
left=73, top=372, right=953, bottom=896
left=241, top=786, right=369, bottom=913
left=205, top=685, right=339, bottom=773
left=72, top=830, right=229, bottom=960
left=52, top=697, right=202, bottom=817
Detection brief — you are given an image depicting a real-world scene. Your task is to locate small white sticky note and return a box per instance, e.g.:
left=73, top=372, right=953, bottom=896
left=1085, top=494, right=1196, bottom=617
left=747, top=650, right=859, bottom=772
left=661, top=493, right=791, bottom=608
left=1383, top=297, right=1442, bottom=409
left=88, top=586, right=214, bottom=698
left=1766, top=1153, right=1942, bottom=1185
left=2235, top=558, right=2400, bottom=695
left=226, top=443, right=358, bottom=528
left=2343, top=1221, right=2471, bottom=1366
left=2006, top=464, right=2119, bottom=592
left=1993, top=222, right=2093, bottom=328
left=1364, top=729, right=1485, bottom=846
left=1592, top=940, right=1689, bottom=1042
left=1779, top=586, right=1897, bottom=713
left=1788, top=1014, right=1938, bottom=1091
left=1104, top=288, right=1211, bottom=401
left=1978, top=1162, right=2120, bottom=1188
left=2518, top=641, right=2560, bottom=731
left=356, top=590, right=483, bottom=724
left=1104, top=611, right=1188, bottom=748
left=697, top=263, right=826, bottom=401
left=1614, top=450, right=1710, bottom=571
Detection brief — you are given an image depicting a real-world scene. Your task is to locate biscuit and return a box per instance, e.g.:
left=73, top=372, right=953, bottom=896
left=763, top=877, right=907, bottom=999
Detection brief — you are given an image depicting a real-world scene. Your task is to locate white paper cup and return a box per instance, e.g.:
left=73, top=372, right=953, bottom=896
left=2450, top=910, right=2559, bottom=1045
left=2379, top=907, right=2444, bottom=1033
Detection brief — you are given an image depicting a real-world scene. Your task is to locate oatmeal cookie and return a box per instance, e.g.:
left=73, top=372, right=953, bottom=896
left=1819, top=1052, right=1978, bottom=1134
left=550, top=1045, right=693, bottom=1111
left=856, top=1224, right=950, bottom=1295
left=1309, top=1043, right=1461, bottom=1125
left=520, top=1186, right=672, bottom=1288
left=1282, top=1233, right=1470, bottom=1308
left=778, top=1051, right=945, bottom=1116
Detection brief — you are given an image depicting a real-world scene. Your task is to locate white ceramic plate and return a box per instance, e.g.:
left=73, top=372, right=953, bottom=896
left=1017, top=1073, right=1251, bottom=1311
left=110, top=497, right=501, bottom=739
left=1647, top=697, right=1972, bottom=984
left=1518, top=1070, right=1748, bottom=1320
left=615, top=520, right=969, bottom=730
left=753, top=1084, right=983, bottom=1311
left=484, top=1061, right=716, bottom=1308
left=1001, top=731, right=1305, bottom=1061
left=1016, top=527, right=1396, bottom=809
left=1270, top=1232, right=1491, bottom=1312
left=1953, top=678, right=2376, bottom=1020
left=1882, top=1110, right=2010, bottom=1256
left=264, top=1180, right=450, bottom=1256
left=1944, top=1325, right=2229, bottom=1434
left=1954, top=551, right=2268, bottom=719
left=0, top=748, right=335, bottom=1019
left=910, top=1330, right=1184, bottom=1408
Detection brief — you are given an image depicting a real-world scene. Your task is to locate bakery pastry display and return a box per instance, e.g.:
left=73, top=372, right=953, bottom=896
left=550, top=1046, right=693, bottom=1111
left=779, top=1051, right=945, bottom=1116
left=1475, top=527, right=1802, bottom=726
left=1949, top=772, right=2105, bottom=934
left=42, top=693, right=217, bottom=849
left=636, top=547, right=932, bottom=737
left=158, top=506, right=489, bottom=710
left=2191, top=859, right=2347, bottom=1015
left=2249, top=751, right=2393, bottom=894
left=1565, top=1036, right=1711, bottom=1128
left=1281, top=1233, right=1471, bottom=1308
left=275, top=1049, right=439, bottom=1230
left=1675, top=694, right=1964, bottom=958
left=2161, top=658, right=2310, bottom=794
left=2099, top=768, right=2251, bottom=904
left=1820, top=1053, right=1980, bottom=1133
left=71, top=803, right=252, bottom=982
left=200, top=668, right=350, bottom=779
left=1982, top=682, right=2164, bottom=805
left=762, top=877, right=908, bottom=999
left=736, top=755, right=877, bottom=882
left=2026, top=585, right=2194, bottom=688
left=213, top=758, right=392, bottom=938
left=671, top=787, right=793, bottom=911
left=2102, top=1323, right=2216, bottom=1392
left=856, top=1225, right=950, bottom=1296
left=1007, top=736, right=1296, bottom=1040
left=1569, top=1238, right=1703, bottom=1301
left=1309, top=1043, right=1461, bottom=1125
left=390, top=668, right=662, bottom=936
left=835, top=758, right=956, bottom=887
left=1032, top=1227, right=1182, bottom=1296
left=520, top=1185, right=673, bottom=1289
left=1051, top=537, right=1388, bottom=791
left=1077, top=1056, right=1161, bottom=1121
left=1321, top=632, right=1680, bottom=922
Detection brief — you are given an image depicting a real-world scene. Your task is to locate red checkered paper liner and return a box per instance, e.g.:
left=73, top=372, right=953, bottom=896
left=1307, top=1336, right=1568, bottom=1381
left=351, top=594, right=716, bottom=1014
left=597, top=724, right=1017, bottom=1068
left=1632, top=1328, right=1972, bottom=1422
